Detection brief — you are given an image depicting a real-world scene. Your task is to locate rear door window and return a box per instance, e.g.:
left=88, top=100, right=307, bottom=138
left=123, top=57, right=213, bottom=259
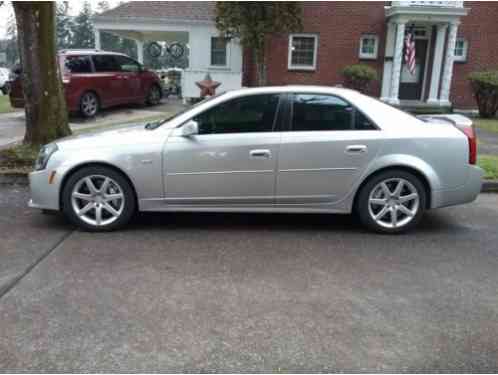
left=64, top=55, right=93, bottom=74
left=114, top=55, right=141, bottom=73
left=92, top=55, right=120, bottom=72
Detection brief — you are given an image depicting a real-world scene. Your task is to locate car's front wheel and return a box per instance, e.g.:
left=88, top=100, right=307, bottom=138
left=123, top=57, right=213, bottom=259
left=356, top=170, right=426, bottom=234
left=62, top=166, right=136, bottom=231
left=146, top=84, right=161, bottom=106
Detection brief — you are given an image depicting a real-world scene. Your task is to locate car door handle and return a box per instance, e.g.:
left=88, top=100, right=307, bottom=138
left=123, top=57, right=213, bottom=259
left=250, top=149, right=272, bottom=159
left=345, top=145, right=368, bottom=154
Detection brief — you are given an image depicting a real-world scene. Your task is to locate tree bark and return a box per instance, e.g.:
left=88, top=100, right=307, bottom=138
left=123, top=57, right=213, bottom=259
left=13, top=2, right=71, bottom=146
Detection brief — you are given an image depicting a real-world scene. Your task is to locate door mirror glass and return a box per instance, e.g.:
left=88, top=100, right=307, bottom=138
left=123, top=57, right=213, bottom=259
left=181, top=120, right=199, bottom=137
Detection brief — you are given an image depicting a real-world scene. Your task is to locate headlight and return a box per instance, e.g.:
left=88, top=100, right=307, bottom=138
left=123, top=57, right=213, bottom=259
left=34, top=143, right=58, bottom=171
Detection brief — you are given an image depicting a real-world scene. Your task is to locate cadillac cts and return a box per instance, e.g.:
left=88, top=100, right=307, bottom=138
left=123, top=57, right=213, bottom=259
left=29, top=86, right=483, bottom=233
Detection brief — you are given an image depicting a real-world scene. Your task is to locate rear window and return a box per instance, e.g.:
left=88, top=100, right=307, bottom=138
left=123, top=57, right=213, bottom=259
left=64, top=55, right=92, bottom=74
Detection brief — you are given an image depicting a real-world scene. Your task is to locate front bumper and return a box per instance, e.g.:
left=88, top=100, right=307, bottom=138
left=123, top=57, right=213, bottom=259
left=432, top=165, right=484, bottom=209
left=28, top=169, right=60, bottom=210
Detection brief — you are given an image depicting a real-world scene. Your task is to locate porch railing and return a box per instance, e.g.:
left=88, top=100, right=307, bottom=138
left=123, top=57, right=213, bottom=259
left=391, top=1, right=464, bottom=7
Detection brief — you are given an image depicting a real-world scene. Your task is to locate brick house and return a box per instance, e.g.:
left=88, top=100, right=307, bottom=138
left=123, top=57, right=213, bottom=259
left=245, top=1, right=498, bottom=110
left=95, top=1, right=498, bottom=109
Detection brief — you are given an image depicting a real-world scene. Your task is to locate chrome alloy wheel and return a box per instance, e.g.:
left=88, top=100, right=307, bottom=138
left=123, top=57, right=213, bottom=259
left=367, top=178, right=420, bottom=229
left=81, top=93, right=98, bottom=116
left=71, top=175, right=125, bottom=227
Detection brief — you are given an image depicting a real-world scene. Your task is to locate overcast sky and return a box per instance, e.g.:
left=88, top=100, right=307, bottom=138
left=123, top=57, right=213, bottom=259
left=0, top=1, right=121, bottom=39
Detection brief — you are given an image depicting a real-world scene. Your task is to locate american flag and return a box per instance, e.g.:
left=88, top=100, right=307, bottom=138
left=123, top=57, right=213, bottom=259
left=404, top=30, right=416, bottom=75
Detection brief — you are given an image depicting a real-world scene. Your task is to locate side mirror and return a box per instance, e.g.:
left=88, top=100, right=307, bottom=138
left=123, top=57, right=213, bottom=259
left=181, top=120, right=199, bottom=137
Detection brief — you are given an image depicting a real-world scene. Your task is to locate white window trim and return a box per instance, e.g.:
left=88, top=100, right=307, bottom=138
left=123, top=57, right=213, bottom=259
left=288, top=33, right=318, bottom=71
left=454, top=37, right=468, bottom=62
left=359, top=34, right=379, bottom=60
left=210, top=36, right=230, bottom=69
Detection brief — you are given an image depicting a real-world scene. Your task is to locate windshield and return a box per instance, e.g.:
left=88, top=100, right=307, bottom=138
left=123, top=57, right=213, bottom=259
left=151, top=92, right=228, bottom=129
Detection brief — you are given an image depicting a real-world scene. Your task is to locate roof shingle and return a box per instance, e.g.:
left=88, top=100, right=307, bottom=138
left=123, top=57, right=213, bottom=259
left=95, top=1, right=216, bottom=22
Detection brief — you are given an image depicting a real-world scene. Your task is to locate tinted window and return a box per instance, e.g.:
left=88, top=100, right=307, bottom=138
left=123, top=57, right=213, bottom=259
left=355, top=110, right=376, bottom=130
left=114, top=55, right=141, bottom=72
left=65, top=55, right=92, bottom=73
left=194, top=94, right=280, bottom=135
left=292, top=94, right=353, bottom=131
left=92, top=55, right=120, bottom=72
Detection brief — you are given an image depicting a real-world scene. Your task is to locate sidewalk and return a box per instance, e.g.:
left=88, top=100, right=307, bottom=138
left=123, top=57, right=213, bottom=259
left=0, top=99, right=185, bottom=149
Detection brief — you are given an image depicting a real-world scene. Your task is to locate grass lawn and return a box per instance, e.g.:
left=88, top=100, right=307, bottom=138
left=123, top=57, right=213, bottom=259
left=478, top=155, right=498, bottom=180
left=474, top=118, right=498, bottom=134
left=0, top=95, right=15, bottom=114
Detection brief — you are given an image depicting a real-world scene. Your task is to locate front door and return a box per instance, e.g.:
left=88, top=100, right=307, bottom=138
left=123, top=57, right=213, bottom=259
left=399, top=39, right=428, bottom=100
left=163, top=93, right=282, bottom=206
left=276, top=93, right=382, bottom=206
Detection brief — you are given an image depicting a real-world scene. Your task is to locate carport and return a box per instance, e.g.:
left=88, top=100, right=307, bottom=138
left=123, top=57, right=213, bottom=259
left=92, top=1, right=243, bottom=100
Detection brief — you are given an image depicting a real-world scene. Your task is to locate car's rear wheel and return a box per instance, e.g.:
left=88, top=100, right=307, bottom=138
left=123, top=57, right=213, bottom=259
left=146, top=84, right=161, bottom=106
left=356, top=170, right=426, bottom=234
left=62, top=166, right=136, bottom=231
left=79, top=91, right=99, bottom=118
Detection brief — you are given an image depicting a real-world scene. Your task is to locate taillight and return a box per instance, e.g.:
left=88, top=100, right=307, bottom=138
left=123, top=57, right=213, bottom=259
left=455, top=123, right=477, bottom=165
left=62, top=74, right=71, bottom=84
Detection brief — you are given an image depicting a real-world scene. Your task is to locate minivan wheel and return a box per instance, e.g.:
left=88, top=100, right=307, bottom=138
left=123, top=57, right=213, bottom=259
left=62, top=166, right=136, bottom=231
left=146, top=85, right=161, bottom=106
left=79, top=91, right=99, bottom=118
left=356, top=170, right=426, bottom=234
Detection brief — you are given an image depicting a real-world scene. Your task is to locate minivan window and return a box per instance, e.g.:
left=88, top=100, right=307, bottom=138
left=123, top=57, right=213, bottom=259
left=114, top=55, right=141, bottom=73
left=65, top=55, right=92, bottom=74
left=292, top=94, right=353, bottom=131
left=92, top=55, right=120, bottom=72
left=194, top=94, right=280, bottom=135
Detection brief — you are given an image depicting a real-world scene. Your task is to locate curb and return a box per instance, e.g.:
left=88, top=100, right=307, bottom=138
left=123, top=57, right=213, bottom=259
left=1, top=173, right=498, bottom=193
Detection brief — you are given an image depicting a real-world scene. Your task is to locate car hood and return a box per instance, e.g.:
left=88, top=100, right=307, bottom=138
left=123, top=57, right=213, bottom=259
left=55, top=123, right=169, bottom=150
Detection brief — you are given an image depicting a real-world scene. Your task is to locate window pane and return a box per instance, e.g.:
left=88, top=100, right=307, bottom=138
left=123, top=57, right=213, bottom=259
left=211, top=37, right=227, bottom=66
left=65, top=56, right=92, bottom=73
left=361, top=38, right=375, bottom=54
left=291, top=36, right=316, bottom=66
left=195, top=94, right=280, bottom=135
left=292, top=94, right=353, bottom=131
left=454, top=40, right=465, bottom=57
left=114, top=55, right=140, bottom=72
left=92, top=55, right=120, bottom=72
left=355, top=110, right=376, bottom=130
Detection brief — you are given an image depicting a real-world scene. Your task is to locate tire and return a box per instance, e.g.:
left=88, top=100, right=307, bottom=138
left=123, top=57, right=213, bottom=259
left=79, top=91, right=99, bottom=118
left=62, top=166, right=136, bottom=232
left=356, top=169, right=426, bottom=234
left=146, top=84, right=161, bottom=106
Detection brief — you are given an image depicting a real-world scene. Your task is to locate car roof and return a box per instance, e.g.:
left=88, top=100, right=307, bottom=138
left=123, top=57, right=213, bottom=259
left=224, top=85, right=364, bottom=101
left=58, top=49, right=129, bottom=57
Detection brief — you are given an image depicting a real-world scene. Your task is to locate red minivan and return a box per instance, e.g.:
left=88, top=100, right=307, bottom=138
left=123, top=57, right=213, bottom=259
left=9, top=49, right=163, bottom=117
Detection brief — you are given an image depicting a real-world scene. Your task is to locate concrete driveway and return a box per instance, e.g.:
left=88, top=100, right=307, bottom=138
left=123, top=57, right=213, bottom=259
left=1, top=185, right=498, bottom=372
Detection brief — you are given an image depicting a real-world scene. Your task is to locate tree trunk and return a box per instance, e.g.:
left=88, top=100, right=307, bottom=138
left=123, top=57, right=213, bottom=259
left=13, top=2, right=71, bottom=146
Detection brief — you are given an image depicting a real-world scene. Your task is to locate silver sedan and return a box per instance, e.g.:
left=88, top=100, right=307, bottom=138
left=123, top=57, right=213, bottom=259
left=29, top=86, right=483, bottom=233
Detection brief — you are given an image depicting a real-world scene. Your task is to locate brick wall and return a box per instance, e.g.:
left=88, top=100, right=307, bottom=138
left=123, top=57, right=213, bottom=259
left=451, top=2, right=498, bottom=108
left=244, top=1, right=498, bottom=110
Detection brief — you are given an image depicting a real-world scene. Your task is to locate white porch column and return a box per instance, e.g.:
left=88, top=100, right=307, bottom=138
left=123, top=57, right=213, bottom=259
left=381, top=22, right=396, bottom=101
left=94, top=28, right=101, bottom=50
left=388, top=21, right=406, bottom=105
left=136, top=40, right=144, bottom=64
left=439, top=21, right=459, bottom=105
left=427, top=24, right=447, bottom=104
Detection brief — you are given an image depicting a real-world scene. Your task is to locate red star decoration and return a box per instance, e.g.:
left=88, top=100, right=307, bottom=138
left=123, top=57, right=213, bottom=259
left=196, top=73, right=221, bottom=97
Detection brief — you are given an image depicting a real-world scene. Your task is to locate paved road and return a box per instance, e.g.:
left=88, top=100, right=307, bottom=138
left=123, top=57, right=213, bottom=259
left=1, top=185, right=498, bottom=372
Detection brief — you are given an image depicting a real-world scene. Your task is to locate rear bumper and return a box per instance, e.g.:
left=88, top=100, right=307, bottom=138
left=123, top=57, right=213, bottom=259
left=432, top=165, right=484, bottom=209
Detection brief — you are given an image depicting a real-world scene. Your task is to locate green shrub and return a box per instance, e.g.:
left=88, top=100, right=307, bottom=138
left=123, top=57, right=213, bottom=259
left=342, top=64, right=378, bottom=93
left=468, top=71, right=498, bottom=118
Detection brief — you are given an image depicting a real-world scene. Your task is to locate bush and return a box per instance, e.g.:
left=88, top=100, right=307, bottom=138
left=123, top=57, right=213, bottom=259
left=342, top=64, right=378, bottom=93
left=468, top=71, right=498, bottom=118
